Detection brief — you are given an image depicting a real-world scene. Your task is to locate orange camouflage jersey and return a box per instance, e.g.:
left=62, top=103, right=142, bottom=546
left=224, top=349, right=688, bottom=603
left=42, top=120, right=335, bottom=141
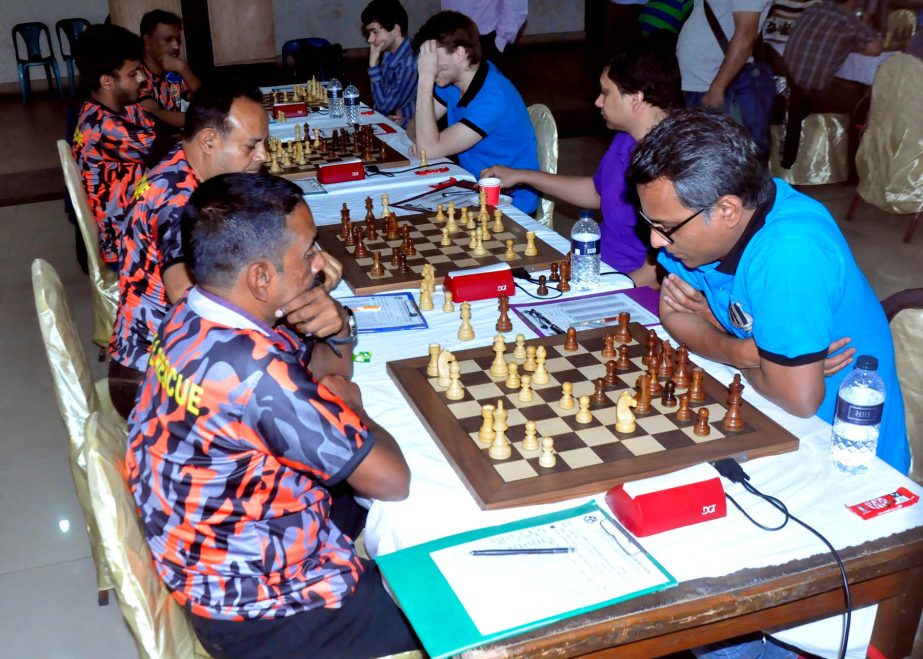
left=139, top=63, right=188, bottom=111
left=111, top=143, right=198, bottom=371
left=126, top=286, right=371, bottom=621
left=72, top=100, right=156, bottom=265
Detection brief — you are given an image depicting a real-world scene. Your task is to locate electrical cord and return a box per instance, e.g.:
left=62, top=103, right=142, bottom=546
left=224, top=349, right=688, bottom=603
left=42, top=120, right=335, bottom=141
left=514, top=281, right=563, bottom=300
left=365, top=163, right=445, bottom=177
left=711, top=458, right=851, bottom=659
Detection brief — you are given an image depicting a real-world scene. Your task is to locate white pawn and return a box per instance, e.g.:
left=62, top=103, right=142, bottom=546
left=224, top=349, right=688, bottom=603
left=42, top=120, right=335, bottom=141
left=426, top=343, right=440, bottom=377
left=513, top=334, right=527, bottom=359
left=523, top=345, right=537, bottom=372
left=538, top=437, right=556, bottom=468
left=518, top=374, right=533, bottom=402
left=418, top=282, right=434, bottom=311
left=532, top=345, right=550, bottom=385
left=446, top=205, right=459, bottom=233
left=525, top=231, right=538, bottom=257
left=559, top=381, right=575, bottom=410
left=458, top=302, right=475, bottom=341
left=473, top=228, right=489, bottom=257
left=492, top=208, right=504, bottom=233
left=505, top=362, right=521, bottom=389
left=488, top=401, right=511, bottom=460
left=468, top=229, right=478, bottom=251
left=442, top=290, right=455, bottom=313
left=522, top=419, right=539, bottom=450
left=441, top=226, right=452, bottom=246
left=446, top=360, right=465, bottom=400
left=490, top=334, right=508, bottom=378
left=435, top=203, right=445, bottom=223
left=575, top=395, right=593, bottom=423
left=478, top=404, right=496, bottom=444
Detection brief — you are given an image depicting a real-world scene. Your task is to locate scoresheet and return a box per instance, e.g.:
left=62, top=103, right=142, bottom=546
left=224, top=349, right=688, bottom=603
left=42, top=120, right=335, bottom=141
left=511, top=288, right=660, bottom=337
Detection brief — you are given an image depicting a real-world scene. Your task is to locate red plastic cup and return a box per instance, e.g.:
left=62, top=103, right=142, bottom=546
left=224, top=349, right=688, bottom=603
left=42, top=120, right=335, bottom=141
left=478, top=177, right=502, bottom=206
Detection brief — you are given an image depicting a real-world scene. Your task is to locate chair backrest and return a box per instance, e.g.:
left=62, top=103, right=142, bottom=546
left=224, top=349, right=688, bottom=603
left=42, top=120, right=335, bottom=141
left=84, top=410, right=205, bottom=659
left=855, top=54, right=923, bottom=215
left=527, top=104, right=559, bottom=227
left=886, top=8, right=917, bottom=42
left=12, top=22, right=54, bottom=62
left=282, top=38, right=342, bottom=81
left=56, top=18, right=90, bottom=60
left=883, top=288, right=923, bottom=485
left=57, top=139, right=119, bottom=348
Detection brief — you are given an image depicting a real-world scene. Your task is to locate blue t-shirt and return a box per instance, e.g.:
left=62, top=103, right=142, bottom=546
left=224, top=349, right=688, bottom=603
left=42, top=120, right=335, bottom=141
left=434, top=61, right=539, bottom=214
left=658, top=180, right=909, bottom=474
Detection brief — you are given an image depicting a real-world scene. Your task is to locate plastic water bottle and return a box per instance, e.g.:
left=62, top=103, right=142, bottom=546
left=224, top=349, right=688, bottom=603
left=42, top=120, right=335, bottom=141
left=344, top=84, right=360, bottom=125
left=570, top=210, right=601, bottom=290
left=327, top=78, right=344, bottom=118
left=831, top=355, right=886, bottom=474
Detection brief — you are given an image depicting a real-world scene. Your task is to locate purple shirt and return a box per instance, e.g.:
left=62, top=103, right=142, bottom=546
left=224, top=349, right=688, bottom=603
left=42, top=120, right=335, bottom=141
left=593, top=132, right=648, bottom=273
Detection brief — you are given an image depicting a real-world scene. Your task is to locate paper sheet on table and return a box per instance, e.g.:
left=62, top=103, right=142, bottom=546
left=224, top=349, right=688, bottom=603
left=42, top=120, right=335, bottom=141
left=338, top=293, right=426, bottom=332
left=430, top=512, right=673, bottom=636
left=511, top=289, right=659, bottom=337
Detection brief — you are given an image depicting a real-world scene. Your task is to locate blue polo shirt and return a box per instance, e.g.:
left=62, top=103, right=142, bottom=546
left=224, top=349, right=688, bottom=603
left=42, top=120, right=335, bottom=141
left=434, top=61, right=539, bottom=214
left=658, top=180, right=909, bottom=474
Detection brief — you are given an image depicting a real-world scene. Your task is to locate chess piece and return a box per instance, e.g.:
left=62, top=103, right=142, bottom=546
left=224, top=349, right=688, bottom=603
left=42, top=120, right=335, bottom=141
left=458, top=302, right=475, bottom=341
left=575, top=396, right=593, bottom=423
left=518, top=374, right=533, bottom=401
left=490, top=335, right=509, bottom=378
left=387, top=213, right=400, bottom=241
left=468, top=229, right=478, bottom=251
left=676, top=393, right=693, bottom=422
left=419, top=148, right=428, bottom=167
left=522, top=420, right=539, bottom=450
left=294, top=124, right=302, bottom=141
left=269, top=153, right=282, bottom=173
left=446, top=360, right=465, bottom=400
left=480, top=215, right=491, bottom=241
left=673, top=353, right=691, bottom=388
left=513, top=334, right=527, bottom=359
left=689, top=367, right=706, bottom=402
left=727, top=373, right=745, bottom=405
left=473, top=228, right=489, bottom=257
left=380, top=193, right=390, bottom=219
left=440, top=226, right=452, bottom=247
left=435, top=203, right=445, bottom=223
left=364, top=218, right=378, bottom=241
left=557, top=268, right=571, bottom=293
left=601, top=334, right=617, bottom=358
left=536, top=275, right=549, bottom=296
left=478, top=405, right=496, bottom=444
left=419, top=282, right=434, bottom=311
left=635, top=375, right=652, bottom=414
left=421, top=263, right=436, bottom=294
left=397, top=253, right=410, bottom=273
left=559, top=382, right=575, bottom=410
left=436, top=349, right=453, bottom=388
left=563, top=327, right=578, bottom=351
left=488, top=401, right=511, bottom=460
left=657, top=347, right=674, bottom=379
left=616, top=344, right=631, bottom=371
left=604, top=360, right=619, bottom=386
left=446, top=205, right=459, bottom=233
left=426, top=344, right=440, bottom=377
left=661, top=380, right=677, bottom=407
left=442, top=290, right=455, bottom=313
left=532, top=346, right=550, bottom=384
left=353, top=229, right=369, bottom=259
left=278, top=111, right=286, bottom=123
left=464, top=207, right=476, bottom=230
left=615, top=312, right=631, bottom=344
left=523, top=346, right=537, bottom=372
left=496, top=295, right=513, bottom=332
left=615, top=391, right=638, bottom=433
left=524, top=231, right=538, bottom=257
left=646, top=365, right=663, bottom=396
left=389, top=246, right=401, bottom=267
left=694, top=408, right=711, bottom=436
left=344, top=221, right=356, bottom=247
left=722, top=399, right=744, bottom=431
left=549, top=263, right=560, bottom=283
left=591, top=378, right=607, bottom=405
left=503, top=239, right=516, bottom=259
left=538, top=437, right=556, bottom=468
left=505, top=363, right=521, bottom=389
left=492, top=208, right=504, bottom=233
left=370, top=252, right=385, bottom=277
left=379, top=140, right=387, bottom=160
left=642, top=330, right=658, bottom=367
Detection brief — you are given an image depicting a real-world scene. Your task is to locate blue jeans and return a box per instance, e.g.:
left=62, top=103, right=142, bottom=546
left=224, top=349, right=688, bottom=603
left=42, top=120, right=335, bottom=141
left=693, top=633, right=798, bottom=659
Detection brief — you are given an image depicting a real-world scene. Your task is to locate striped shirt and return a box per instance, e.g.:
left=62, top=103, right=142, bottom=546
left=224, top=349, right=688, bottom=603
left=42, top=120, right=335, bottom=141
left=639, top=0, right=694, bottom=35
left=368, top=38, right=417, bottom=127
left=784, top=0, right=877, bottom=90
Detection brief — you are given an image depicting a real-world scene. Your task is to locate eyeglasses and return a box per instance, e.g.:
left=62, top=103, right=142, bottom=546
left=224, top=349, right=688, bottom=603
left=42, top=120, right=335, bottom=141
left=638, top=207, right=708, bottom=245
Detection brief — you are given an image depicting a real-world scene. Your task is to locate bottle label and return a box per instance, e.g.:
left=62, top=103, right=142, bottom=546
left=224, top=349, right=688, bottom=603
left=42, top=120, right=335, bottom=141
left=345, top=96, right=359, bottom=106
left=835, top=396, right=883, bottom=426
left=571, top=238, right=600, bottom=256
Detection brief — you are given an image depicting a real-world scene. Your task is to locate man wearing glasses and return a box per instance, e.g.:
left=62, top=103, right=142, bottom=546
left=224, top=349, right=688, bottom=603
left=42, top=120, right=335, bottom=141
left=627, top=108, right=909, bottom=478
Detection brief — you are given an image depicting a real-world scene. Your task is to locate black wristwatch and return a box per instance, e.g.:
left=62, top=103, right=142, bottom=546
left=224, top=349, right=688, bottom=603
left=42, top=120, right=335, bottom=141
left=327, top=305, right=358, bottom=346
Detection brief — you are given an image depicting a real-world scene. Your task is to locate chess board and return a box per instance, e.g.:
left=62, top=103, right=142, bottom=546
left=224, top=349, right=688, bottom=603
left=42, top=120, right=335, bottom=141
left=316, top=210, right=564, bottom=294
left=387, top=323, right=799, bottom=510
left=261, top=89, right=327, bottom=113
left=264, top=134, right=410, bottom=181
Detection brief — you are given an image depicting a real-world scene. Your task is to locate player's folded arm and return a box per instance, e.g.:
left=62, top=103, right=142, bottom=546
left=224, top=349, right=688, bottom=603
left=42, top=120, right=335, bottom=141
left=424, top=120, right=482, bottom=160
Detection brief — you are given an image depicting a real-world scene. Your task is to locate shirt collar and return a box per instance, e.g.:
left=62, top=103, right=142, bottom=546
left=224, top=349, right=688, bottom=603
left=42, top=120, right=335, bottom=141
left=188, top=286, right=274, bottom=335
left=715, top=181, right=776, bottom=275
left=385, top=37, right=411, bottom=63
left=458, top=62, right=489, bottom=108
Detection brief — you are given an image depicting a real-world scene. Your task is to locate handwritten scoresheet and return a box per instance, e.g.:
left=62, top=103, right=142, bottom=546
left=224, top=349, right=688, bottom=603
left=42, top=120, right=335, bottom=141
left=511, top=289, right=659, bottom=337
left=339, top=293, right=427, bottom=332
left=430, top=510, right=674, bottom=636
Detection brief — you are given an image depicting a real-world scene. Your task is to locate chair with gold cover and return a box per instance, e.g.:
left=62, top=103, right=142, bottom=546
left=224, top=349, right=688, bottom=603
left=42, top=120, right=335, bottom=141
left=527, top=104, right=559, bottom=227
left=84, top=410, right=211, bottom=659
left=882, top=288, right=923, bottom=485
left=770, top=112, right=850, bottom=185
left=57, top=139, right=119, bottom=354
left=883, top=9, right=917, bottom=49
left=846, top=53, right=923, bottom=243
left=31, top=258, right=114, bottom=603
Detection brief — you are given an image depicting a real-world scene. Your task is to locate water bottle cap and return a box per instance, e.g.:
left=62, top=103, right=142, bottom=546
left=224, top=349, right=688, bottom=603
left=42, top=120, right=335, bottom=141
left=579, top=210, right=594, bottom=220
left=856, top=355, right=878, bottom=371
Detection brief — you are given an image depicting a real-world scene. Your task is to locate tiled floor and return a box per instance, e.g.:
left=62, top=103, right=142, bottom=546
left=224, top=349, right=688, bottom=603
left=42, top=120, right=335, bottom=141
left=0, top=51, right=921, bottom=658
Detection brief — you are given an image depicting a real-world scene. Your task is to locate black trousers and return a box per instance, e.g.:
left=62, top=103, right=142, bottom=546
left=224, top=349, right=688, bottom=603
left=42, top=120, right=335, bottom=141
left=781, top=78, right=871, bottom=177
left=108, top=360, right=145, bottom=419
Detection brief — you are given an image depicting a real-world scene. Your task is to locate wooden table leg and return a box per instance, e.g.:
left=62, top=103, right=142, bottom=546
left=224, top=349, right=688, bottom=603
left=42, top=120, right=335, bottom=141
left=868, top=565, right=923, bottom=657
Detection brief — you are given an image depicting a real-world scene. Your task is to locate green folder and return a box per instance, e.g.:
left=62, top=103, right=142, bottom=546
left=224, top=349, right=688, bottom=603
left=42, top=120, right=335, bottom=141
left=376, top=501, right=677, bottom=658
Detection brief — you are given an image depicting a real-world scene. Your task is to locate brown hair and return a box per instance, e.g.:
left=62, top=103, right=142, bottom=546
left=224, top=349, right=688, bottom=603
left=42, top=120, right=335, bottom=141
left=413, top=11, right=481, bottom=65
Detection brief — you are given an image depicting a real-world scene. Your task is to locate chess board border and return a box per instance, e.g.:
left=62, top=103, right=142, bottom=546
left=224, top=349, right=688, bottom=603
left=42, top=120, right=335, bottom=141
left=265, top=134, right=410, bottom=181
left=317, top=209, right=565, bottom=295
left=387, top=323, right=800, bottom=510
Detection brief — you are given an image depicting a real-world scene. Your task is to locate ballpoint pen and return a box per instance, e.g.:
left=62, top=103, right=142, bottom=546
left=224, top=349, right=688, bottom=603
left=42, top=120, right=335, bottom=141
left=530, top=309, right=564, bottom=335
left=470, top=548, right=575, bottom=556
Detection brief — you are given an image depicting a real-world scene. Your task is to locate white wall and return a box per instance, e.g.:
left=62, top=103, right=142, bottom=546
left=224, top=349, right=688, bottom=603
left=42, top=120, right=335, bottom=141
left=1, top=0, right=109, bottom=86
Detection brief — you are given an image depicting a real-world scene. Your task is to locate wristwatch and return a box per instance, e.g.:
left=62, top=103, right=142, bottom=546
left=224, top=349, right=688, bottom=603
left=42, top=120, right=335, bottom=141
left=327, top=305, right=358, bottom=346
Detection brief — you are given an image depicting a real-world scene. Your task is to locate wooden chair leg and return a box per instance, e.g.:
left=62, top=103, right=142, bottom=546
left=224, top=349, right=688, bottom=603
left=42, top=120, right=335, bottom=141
left=845, top=192, right=861, bottom=222
left=904, top=211, right=920, bottom=243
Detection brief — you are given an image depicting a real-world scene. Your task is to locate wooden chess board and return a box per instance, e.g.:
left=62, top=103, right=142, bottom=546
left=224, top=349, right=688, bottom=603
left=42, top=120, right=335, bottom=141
left=261, top=89, right=327, bottom=112
left=387, top=322, right=799, bottom=510
left=316, top=209, right=564, bottom=294
left=263, top=133, right=409, bottom=181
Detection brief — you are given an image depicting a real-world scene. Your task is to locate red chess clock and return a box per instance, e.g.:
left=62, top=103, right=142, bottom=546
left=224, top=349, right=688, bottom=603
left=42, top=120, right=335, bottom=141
left=444, top=263, right=515, bottom=302
left=273, top=101, right=308, bottom=119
